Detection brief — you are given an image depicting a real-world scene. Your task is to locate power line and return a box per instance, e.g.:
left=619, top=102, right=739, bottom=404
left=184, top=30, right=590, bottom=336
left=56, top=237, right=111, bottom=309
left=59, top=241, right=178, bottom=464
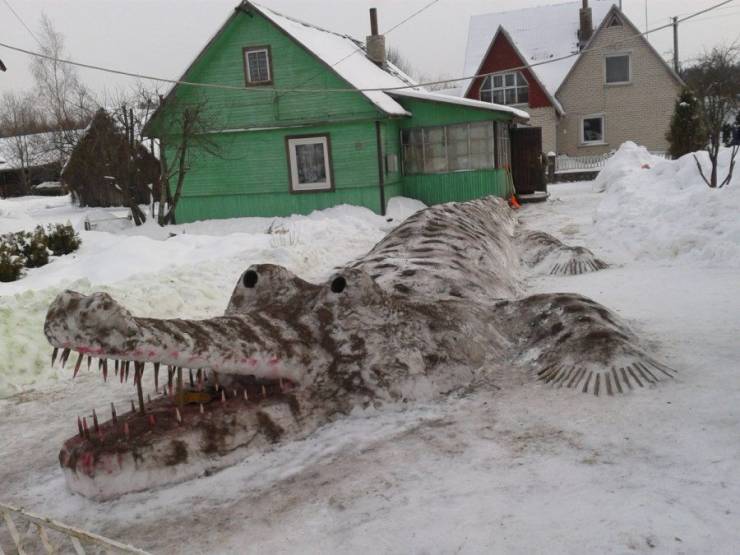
left=385, top=0, right=442, bottom=34
left=1, top=0, right=42, bottom=47
left=324, top=0, right=441, bottom=75
left=0, top=0, right=735, bottom=94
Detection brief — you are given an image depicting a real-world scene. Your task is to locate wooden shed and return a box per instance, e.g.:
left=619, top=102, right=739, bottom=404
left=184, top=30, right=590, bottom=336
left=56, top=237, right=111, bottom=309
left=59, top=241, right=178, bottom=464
left=62, top=109, right=160, bottom=208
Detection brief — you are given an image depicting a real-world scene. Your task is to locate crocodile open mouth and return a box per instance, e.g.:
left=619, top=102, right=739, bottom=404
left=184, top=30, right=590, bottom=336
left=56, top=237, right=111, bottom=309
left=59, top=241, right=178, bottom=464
left=54, top=351, right=300, bottom=500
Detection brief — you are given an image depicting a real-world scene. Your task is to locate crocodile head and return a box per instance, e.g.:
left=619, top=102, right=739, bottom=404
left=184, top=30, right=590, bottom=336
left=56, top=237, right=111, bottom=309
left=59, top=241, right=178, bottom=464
left=45, top=263, right=494, bottom=500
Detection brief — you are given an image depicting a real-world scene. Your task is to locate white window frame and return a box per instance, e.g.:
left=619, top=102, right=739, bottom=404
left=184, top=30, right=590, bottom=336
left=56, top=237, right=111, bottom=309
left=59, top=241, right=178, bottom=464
left=244, top=47, right=271, bottom=85
left=286, top=135, right=333, bottom=192
left=604, top=52, right=631, bottom=85
left=580, top=113, right=606, bottom=146
left=480, top=71, right=529, bottom=106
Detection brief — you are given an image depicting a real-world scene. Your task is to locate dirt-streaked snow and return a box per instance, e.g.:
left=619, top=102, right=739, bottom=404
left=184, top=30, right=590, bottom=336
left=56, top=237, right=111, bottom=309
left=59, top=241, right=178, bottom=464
left=1, top=173, right=738, bottom=553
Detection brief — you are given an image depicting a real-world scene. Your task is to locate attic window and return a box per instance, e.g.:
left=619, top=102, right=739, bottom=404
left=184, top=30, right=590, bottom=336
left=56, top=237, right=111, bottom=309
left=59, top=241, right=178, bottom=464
left=480, top=71, right=528, bottom=106
left=605, top=53, right=631, bottom=84
left=243, top=46, right=272, bottom=85
left=606, top=14, right=623, bottom=27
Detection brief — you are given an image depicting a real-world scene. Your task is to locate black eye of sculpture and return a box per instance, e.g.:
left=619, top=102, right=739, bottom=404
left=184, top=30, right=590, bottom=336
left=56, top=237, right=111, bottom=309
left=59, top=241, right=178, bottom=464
left=243, top=270, right=259, bottom=288
left=331, top=276, right=347, bottom=293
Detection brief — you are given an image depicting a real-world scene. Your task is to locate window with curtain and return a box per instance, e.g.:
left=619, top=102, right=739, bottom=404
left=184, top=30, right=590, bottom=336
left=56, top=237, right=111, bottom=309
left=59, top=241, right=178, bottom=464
left=286, top=135, right=332, bottom=191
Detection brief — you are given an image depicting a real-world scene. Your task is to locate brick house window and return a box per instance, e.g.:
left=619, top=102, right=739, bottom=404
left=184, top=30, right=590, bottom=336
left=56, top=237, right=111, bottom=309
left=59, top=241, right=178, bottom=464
left=243, top=46, right=272, bottom=85
left=581, top=114, right=606, bottom=145
left=605, top=53, right=631, bottom=84
left=480, top=71, right=528, bottom=105
left=286, top=135, right=333, bottom=192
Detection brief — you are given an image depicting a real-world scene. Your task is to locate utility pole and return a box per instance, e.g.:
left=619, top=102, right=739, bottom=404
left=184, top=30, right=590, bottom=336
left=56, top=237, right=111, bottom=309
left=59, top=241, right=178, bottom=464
left=672, top=16, right=679, bottom=73
left=644, top=0, right=648, bottom=32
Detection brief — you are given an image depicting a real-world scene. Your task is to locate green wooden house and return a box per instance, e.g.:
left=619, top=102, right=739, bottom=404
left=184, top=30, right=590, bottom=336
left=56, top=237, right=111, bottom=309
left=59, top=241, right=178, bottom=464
left=146, top=1, right=529, bottom=223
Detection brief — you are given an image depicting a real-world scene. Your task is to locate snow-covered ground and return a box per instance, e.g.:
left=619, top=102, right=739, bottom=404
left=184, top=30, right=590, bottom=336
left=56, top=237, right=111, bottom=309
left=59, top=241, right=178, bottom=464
left=1, top=154, right=739, bottom=553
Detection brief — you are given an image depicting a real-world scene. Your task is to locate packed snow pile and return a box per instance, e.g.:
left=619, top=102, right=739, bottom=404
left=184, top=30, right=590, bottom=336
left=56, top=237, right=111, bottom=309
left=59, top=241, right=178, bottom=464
left=0, top=197, right=425, bottom=398
left=593, top=142, right=740, bottom=267
left=592, top=141, right=657, bottom=194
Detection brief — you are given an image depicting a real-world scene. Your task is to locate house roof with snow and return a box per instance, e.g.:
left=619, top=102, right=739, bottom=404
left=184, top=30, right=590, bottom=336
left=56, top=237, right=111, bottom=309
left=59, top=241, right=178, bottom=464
left=253, top=2, right=418, bottom=117
left=0, top=132, right=60, bottom=172
left=147, top=0, right=528, bottom=133
left=462, top=1, right=615, bottom=101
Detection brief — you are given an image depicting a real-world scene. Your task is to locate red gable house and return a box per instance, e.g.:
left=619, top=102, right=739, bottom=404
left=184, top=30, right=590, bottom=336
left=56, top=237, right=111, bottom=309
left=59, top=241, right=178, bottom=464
left=462, top=1, right=682, bottom=159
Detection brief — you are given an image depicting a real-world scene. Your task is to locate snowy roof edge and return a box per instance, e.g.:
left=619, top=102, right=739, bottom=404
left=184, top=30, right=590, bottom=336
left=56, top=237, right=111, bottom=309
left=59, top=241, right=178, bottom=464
left=388, top=89, right=530, bottom=121
left=250, top=1, right=413, bottom=116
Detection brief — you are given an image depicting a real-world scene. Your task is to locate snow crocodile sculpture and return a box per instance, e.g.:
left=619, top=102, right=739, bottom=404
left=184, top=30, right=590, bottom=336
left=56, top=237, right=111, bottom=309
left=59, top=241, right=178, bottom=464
left=44, top=197, right=674, bottom=500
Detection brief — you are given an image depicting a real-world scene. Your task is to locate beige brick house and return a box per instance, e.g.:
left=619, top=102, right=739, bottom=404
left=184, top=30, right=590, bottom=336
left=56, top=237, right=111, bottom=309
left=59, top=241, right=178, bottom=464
left=462, top=1, right=683, bottom=156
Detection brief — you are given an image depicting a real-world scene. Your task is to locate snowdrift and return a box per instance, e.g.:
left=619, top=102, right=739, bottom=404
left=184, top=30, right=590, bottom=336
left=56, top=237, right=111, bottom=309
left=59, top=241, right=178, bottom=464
left=0, top=198, right=425, bottom=398
left=593, top=142, right=740, bottom=267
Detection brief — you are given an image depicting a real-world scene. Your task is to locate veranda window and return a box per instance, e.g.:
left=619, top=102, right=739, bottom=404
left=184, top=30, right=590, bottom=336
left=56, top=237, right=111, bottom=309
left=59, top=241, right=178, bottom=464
left=496, top=123, right=511, bottom=170
left=286, top=135, right=333, bottom=191
left=401, top=122, right=498, bottom=175
left=480, top=71, right=529, bottom=106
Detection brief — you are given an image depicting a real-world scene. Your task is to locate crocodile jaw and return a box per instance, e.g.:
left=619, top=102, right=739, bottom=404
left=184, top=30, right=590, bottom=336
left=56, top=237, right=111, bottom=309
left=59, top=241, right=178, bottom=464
left=44, top=290, right=329, bottom=384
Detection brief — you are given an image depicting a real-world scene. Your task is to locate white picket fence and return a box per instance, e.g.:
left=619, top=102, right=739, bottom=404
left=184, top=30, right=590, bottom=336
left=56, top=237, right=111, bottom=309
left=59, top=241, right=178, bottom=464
left=0, top=502, right=149, bottom=555
left=554, top=151, right=668, bottom=174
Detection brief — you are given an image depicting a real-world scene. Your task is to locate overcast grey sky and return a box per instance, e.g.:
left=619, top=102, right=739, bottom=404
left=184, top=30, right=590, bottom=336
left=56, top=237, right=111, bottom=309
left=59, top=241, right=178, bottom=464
left=1, top=0, right=739, bottom=99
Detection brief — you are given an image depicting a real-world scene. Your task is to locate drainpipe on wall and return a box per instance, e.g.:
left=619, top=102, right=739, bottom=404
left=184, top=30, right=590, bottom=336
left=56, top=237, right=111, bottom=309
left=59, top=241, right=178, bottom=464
left=375, top=121, right=386, bottom=216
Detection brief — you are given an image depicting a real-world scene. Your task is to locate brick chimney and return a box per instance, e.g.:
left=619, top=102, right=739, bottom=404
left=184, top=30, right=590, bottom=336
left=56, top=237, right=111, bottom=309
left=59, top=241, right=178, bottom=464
left=366, top=8, right=386, bottom=66
left=578, top=0, right=593, bottom=50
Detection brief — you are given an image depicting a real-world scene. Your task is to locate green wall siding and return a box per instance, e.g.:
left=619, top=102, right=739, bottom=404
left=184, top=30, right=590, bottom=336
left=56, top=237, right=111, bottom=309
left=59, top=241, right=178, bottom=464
left=400, top=169, right=511, bottom=206
left=154, top=9, right=383, bottom=135
left=169, top=119, right=384, bottom=222
left=177, top=186, right=383, bottom=221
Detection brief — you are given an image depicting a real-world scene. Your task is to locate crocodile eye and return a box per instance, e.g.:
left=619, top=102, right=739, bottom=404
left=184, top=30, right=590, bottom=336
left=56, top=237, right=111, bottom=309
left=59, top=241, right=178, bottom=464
left=243, top=270, right=258, bottom=288
left=331, top=276, right=347, bottom=294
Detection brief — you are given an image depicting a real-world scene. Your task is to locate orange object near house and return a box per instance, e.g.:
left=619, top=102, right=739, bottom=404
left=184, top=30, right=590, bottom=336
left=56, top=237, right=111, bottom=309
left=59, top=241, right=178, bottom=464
left=509, top=195, right=521, bottom=209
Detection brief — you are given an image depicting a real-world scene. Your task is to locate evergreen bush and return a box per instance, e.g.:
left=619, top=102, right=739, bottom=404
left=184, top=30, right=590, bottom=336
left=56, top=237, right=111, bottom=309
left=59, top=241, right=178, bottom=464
left=0, top=244, right=25, bottom=282
left=19, top=226, right=51, bottom=268
left=666, top=88, right=707, bottom=159
left=0, top=223, right=81, bottom=282
left=46, top=223, right=81, bottom=256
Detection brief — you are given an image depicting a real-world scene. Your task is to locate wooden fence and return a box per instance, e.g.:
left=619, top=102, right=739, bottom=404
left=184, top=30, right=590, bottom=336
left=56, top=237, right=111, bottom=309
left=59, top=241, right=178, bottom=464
left=0, top=502, right=149, bottom=555
left=554, top=151, right=668, bottom=174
